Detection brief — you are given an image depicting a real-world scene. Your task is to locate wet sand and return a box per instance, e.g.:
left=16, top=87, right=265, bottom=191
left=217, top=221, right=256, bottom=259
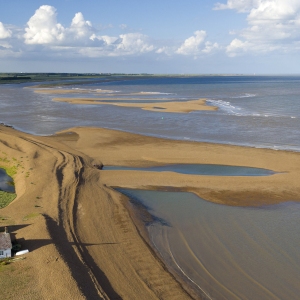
left=1, top=125, right=300, bottom=299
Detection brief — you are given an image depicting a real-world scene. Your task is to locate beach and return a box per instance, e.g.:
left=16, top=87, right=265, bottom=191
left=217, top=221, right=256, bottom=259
left=1, top=124, right=300, bottom=299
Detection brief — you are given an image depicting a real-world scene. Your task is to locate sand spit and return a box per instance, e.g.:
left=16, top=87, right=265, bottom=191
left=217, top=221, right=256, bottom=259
left=53, top=97, right=217, bottom=113
left=56, top=127, right=300, bottom=207
left=0, top=125, right=193, bottom=300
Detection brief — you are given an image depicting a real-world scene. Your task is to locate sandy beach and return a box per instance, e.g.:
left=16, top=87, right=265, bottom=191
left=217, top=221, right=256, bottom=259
left=1, top=125, right=300, bottom=299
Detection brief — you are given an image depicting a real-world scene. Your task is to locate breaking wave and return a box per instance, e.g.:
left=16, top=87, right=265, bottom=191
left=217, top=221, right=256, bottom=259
left=231, top=93, right=256, bottom=99
left=207, top=99, right=297, bottom=119
left=139, top=91, right=174, bottom=95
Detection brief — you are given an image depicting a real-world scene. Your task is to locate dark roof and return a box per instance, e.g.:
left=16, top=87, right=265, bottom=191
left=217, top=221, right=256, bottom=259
left=0, top=232, right=12, bottom=250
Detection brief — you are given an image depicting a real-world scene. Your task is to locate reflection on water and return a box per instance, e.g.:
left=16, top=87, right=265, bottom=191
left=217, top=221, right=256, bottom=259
left=0, top=168, right=15, bottom=193
left=118, top=188, right=300, bottom=300
left=103, top=164, right=275, bottom=176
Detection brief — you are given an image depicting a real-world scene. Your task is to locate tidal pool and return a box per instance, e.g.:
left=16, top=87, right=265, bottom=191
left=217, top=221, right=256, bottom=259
left=117, top=188, right=300, bottom=300
left=103, top=164, right=275, bottom=176
left=0, top=168, right=15, bottom=193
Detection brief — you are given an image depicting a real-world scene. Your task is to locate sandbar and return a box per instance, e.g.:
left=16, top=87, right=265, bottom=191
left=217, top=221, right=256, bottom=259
left=32, top=86, right=218, bottom=113
left=53, top=97, right=218, bottom=113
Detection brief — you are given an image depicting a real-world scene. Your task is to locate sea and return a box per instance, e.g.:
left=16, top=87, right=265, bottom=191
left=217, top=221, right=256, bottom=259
left=1, top=75, right=300, bottom=300
left=0, top=75, right=300, bottom=151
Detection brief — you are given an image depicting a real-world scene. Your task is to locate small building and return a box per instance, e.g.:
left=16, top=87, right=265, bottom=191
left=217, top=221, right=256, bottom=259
left=0, top=227, right=12, bottom=258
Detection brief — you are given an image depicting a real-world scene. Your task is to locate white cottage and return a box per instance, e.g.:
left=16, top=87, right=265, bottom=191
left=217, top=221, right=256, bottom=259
left=0, top=227, right=12, bottom=258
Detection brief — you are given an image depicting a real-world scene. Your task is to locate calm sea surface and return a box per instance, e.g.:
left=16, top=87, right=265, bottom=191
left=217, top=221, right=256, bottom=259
left=0, top=75, right=300, bottom=150
left=118, top=189, right=300, bottom=300
left=1, top=76, right=300, bottom=299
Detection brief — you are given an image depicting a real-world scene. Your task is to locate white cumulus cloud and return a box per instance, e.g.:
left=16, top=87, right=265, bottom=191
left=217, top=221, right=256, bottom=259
left=226, top=38, right=251, bottom=56
left=218, top=0, right=300, bottom=56
left=22, top=5, right=155, bottom=57
left=24, top=5, right=65, bottom=44
left=68, top=12, right=93, bottom=40
left=176, top=30, right=207, bottom=55
left=176, top=31, right=219, bottom=56
left=84, top=33, right=155, bottom=57
left=116, top=33, right=154, bottom=55
left=0, top=22, right=12, bottom=39
left=214, top=0, right=259, bottom=12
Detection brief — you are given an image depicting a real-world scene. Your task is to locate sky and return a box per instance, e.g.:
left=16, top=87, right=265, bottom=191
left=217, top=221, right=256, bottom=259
left=0, top=0, right=300, bottom=74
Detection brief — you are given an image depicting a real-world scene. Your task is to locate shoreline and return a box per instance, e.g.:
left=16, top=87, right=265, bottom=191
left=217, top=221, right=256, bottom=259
left=1, top=125, right=300, bottom=299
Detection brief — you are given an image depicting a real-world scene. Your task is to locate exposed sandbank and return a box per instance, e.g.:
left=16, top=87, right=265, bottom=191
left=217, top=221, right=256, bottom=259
left=53, top=97, right=217, bottom=113
left=56, top=127, right=300, bottom=207
left=32, top=86, right=218, bottom=113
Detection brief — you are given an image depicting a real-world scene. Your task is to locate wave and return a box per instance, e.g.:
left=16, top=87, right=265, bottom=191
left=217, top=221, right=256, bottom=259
left=207, top=99, right=242, bottom=114
left=231, top=93, right=256, bottom=99
left=139, top=91, right=174, bottom=95
left=207, top=99, right=297, bottom=119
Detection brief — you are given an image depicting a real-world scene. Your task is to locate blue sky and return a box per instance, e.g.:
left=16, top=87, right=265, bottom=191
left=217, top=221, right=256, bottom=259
left=0, top=0, right=299, bottom=74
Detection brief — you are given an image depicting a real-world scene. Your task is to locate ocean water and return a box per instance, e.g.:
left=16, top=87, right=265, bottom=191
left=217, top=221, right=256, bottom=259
left=118, top=189, right=300, bottom=300
left=0, top=75, right=300, bottom=151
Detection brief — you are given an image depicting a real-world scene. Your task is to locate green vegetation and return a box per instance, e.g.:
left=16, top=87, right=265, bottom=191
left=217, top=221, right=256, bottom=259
left=0, top=154, right=20, bottom=178
left=0, top=154, right=27, bottom=208
left=23, top=212, right=40, bottom=221
left=0, top=258, right=38, bottom=300
left=0, top=191, right=17, bottom=209
left=0, top=215, right=14, bottom=226
left=0, top=72, right=155, bottom=86
left=0, top=72, right=114, bottom=85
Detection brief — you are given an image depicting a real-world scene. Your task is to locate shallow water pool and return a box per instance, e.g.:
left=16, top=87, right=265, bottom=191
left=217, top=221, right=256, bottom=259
left=0, top=168, right=15, bottom=193
left=117, top=188, right=300, bottom=300
left=103, top=164, right=275, bottom=176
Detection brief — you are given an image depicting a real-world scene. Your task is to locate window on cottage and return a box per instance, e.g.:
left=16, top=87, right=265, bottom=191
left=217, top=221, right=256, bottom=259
left=0, top=250, right=4, bottom=256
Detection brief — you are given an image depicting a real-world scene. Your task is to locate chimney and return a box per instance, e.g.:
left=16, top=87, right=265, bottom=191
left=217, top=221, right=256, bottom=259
left=4, top=226, right=8, bottom=234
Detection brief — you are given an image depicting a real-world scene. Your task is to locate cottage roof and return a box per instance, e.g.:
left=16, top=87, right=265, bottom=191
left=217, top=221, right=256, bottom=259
left=0, top=232, right=12, bottom=250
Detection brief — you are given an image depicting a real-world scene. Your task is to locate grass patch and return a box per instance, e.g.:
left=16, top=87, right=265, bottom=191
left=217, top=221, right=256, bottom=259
left=0, top=258, right=40, bottom=299
left=0, top=163, right=17, bottom=177
left=23, top=213, right=40, bottom=221
left=0, top=191, right=17, bottom=209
